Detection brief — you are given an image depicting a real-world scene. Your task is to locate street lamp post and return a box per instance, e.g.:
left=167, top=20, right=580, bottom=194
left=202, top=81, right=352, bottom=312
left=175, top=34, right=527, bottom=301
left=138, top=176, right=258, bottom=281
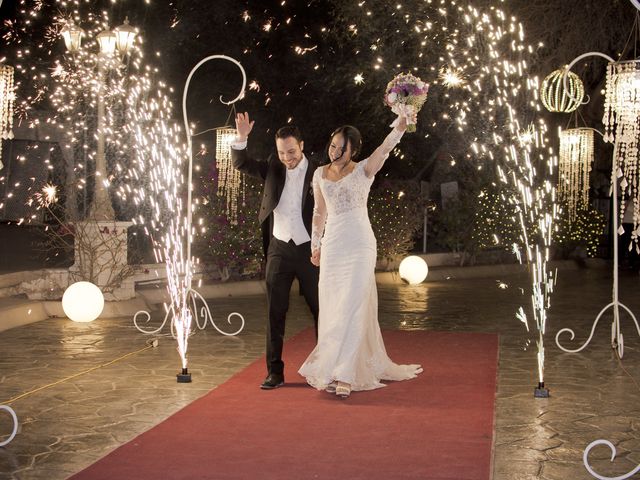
left=60, top=18, right=137, bottom=220
left=59, top=18, right=139, bottom=301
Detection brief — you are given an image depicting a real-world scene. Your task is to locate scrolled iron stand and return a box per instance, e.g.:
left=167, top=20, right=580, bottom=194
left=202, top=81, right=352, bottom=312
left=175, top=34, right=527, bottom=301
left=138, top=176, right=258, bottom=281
left=555, top=51, right=640, bottom=360
left=133, top=290, right=244, bottom=337
left=133, top=55, right=247, bottom=338
left=553, top=24, right=640, bottom=479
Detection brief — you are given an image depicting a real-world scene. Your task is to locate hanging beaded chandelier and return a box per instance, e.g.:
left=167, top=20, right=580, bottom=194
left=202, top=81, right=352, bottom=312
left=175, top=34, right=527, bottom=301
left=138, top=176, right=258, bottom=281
left=215, top=127, right=245, bottom=225
left=0, top=65, right=15, bottom=169
left=558, top=127, right=594, bottom=222
left=603, top=60, right=640, bottom=253
left=540, top=68, right=585, bottom=113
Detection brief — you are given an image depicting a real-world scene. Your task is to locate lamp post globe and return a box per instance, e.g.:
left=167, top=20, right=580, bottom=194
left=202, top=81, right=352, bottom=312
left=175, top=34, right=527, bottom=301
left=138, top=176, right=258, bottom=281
left=114, top=17, right=137, bottom=55
left=96, top=29, right=117, bottom=56
left=61, top=19, right=84, bottom=53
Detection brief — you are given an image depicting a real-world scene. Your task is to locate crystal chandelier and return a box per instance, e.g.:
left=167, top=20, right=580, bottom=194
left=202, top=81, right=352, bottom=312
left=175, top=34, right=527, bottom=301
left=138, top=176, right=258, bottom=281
left=603, top=60, right=640, bottom=253
left=215, top=127, right=245, bottom=224
left=0, top=65, right=15, bottom=169
left=540, top=68, right=585, bottom=113
left=558, top=128, right=594, bottom=222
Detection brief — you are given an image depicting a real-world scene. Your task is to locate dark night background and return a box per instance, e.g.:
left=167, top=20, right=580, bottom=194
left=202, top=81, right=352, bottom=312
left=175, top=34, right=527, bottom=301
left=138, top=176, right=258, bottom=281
left=0, top=0, right=638, bottom=270
left=1, top=0, right=636, bottom=168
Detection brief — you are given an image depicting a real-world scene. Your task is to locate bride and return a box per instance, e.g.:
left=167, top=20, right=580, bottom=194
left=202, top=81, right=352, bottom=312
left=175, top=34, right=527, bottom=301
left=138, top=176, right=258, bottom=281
left=298, top=114, right=423, bottom=398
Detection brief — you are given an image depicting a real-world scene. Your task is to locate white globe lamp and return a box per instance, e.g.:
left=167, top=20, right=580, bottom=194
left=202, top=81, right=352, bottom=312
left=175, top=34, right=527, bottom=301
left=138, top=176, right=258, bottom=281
left=62, top=281, right=104, bottom=323
left=399, top=256, right=429, bottom=285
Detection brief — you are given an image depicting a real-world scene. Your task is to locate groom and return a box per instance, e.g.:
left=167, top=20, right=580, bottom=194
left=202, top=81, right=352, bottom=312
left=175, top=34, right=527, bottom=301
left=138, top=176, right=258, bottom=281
left=231, top=112, right=319, bottom=389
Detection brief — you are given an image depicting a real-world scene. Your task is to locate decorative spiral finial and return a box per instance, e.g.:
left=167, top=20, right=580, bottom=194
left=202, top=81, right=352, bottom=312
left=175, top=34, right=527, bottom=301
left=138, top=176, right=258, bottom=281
left=584, top=439, right=640, bottom=479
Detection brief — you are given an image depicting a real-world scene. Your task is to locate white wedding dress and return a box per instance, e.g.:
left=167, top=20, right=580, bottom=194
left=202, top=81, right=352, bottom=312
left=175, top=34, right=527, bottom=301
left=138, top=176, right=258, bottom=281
left=298, top=128, right=423, bottom=391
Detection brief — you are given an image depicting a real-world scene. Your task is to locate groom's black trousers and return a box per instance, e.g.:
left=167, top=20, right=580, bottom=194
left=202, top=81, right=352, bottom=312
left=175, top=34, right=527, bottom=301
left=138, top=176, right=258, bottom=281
left=265, top=238, right=319, bottom=376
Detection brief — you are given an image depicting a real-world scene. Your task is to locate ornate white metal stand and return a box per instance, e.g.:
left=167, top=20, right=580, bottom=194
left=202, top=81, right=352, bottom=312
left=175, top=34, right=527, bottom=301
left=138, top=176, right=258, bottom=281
left=133, top=55, right=247, bottom=339
left=554, top=9, right=640, bottom=475
left=555, top=51, right=640, bottom=359
left=0, top=405, right=18, bottom=447
left=133, top=288, right=244, bottom=337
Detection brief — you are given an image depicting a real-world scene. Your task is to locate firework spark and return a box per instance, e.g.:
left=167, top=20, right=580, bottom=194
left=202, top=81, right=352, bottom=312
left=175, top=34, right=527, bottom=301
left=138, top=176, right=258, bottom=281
left=439, top=66, right=466, bottom=88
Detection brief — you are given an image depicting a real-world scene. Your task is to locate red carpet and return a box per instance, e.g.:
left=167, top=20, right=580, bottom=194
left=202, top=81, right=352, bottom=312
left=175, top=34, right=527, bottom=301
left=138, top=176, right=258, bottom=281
left=70, top=330, right=498, bottom=480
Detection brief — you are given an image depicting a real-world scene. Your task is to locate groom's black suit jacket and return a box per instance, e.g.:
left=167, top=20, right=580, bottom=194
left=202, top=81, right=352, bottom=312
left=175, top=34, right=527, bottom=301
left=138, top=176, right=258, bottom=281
left=231, top=148, right=319, bottom=255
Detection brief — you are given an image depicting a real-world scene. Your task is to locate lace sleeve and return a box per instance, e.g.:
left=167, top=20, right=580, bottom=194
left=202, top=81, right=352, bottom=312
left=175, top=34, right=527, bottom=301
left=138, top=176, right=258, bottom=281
left=363, top=127, right=405, bottom=178
left=311, top=170, right=327, bottom=253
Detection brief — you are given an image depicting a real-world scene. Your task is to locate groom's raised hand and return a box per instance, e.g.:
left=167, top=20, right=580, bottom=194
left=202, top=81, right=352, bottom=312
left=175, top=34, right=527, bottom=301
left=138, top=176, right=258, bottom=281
left=235, top=112, right=255, bottom=142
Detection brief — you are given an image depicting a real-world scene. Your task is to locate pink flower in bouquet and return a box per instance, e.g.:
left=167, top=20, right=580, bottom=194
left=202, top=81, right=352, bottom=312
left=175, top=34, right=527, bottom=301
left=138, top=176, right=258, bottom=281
left=384, top=73, right=429, bottom=132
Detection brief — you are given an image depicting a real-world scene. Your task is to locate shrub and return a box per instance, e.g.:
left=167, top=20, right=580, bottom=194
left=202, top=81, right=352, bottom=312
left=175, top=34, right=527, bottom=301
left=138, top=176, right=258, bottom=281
left=369, top=180, right=426, bottom=266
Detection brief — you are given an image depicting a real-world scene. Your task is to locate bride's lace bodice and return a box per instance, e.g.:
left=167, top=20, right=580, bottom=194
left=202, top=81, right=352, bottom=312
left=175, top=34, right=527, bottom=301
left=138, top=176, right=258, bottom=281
left=310, top=128, right=404, bottom=251
left=317, top=160, right=372, bottom=215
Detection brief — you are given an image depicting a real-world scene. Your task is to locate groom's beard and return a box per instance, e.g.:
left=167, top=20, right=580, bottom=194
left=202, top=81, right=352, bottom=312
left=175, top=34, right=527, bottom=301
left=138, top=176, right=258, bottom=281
left=283, top=153, right=303, bottom=169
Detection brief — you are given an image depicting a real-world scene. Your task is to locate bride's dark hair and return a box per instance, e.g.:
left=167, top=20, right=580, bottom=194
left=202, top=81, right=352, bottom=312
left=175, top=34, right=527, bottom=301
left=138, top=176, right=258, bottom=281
left=327, top=125, right=362, bottom=162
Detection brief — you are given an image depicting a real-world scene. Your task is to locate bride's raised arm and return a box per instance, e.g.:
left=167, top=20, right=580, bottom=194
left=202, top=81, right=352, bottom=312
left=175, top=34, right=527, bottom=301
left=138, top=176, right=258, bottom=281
left=363, top=115, right=410, bottom=178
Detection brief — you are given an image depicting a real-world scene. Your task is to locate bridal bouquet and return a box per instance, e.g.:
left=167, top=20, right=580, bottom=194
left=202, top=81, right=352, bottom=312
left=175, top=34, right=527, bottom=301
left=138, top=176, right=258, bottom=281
left=384, top=73, right=429, bottom=132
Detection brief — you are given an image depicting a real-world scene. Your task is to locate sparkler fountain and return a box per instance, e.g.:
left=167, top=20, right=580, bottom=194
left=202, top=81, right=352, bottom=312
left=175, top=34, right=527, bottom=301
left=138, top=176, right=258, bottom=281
left=176, top=55, right=247, bottom=382
left=132, top=55, right=248, bottom=382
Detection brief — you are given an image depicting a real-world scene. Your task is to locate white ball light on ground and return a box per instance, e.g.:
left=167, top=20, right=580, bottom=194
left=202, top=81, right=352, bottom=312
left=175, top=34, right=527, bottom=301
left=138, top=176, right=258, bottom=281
left=62, top=281, right=104, bottom=322
left=399, top=256, right=429, bottom=285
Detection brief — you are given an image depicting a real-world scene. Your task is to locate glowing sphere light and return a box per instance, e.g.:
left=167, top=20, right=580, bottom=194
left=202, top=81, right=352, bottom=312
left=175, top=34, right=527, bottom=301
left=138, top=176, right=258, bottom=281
left=540, top=68, right=585, bottom=113
left=399, top=256, right=429, bottom=285
left=62, top=282, right=104, bottom=323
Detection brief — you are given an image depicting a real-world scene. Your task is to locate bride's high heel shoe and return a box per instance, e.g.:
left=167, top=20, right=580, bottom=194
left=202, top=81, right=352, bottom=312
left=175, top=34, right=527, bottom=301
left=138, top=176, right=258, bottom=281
left=335, top=381, right=351, bottom=398
left=325, top=381, right=337, bottom=393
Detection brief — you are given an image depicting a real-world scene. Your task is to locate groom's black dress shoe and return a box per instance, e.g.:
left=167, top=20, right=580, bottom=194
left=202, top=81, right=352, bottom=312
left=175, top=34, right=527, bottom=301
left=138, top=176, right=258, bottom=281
left=260, top=374, right=284, bottom=390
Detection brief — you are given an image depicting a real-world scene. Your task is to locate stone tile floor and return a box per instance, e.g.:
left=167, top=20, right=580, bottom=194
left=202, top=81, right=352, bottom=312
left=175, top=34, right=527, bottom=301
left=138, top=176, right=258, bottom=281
left=0, top=267, right=639, bottom=479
